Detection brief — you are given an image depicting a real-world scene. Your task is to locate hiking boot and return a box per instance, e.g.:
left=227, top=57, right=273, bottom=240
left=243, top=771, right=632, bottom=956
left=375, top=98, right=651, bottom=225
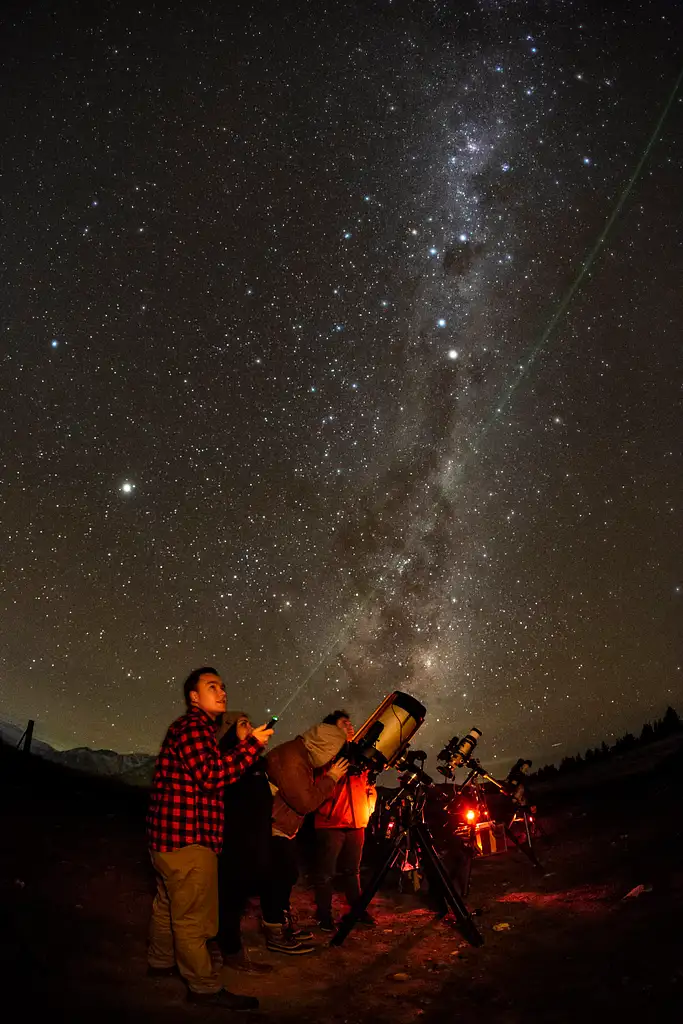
left=262, top=921, right=315, bottom=955
left=316, top=914, right=336, bottom=933
left=187, top=988, right=259, bottom=1010
left=284, top=909, right=314, bottom=942
left=222, top=948, right=274, bottom=974
left=356, top=910, right=376, bottom=928
left=147, top=964, right=179, bottom=978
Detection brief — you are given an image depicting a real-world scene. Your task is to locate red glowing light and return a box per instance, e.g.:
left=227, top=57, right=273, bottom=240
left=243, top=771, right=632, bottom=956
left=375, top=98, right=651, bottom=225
left=465, top=809, right=477, bottom=822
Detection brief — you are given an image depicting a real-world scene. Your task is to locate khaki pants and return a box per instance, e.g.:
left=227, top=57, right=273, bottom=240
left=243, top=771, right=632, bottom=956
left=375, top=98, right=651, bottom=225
left=148, top=844, right=221, bottom=994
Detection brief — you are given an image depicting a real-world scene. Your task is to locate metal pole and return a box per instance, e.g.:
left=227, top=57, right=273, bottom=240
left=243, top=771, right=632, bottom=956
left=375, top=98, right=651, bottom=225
left=23, top=720, right=35, bottom=755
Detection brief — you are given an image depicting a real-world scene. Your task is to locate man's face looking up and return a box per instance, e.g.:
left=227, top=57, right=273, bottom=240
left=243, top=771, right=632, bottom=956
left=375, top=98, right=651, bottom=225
left=190, top=673, right=227, bottom=719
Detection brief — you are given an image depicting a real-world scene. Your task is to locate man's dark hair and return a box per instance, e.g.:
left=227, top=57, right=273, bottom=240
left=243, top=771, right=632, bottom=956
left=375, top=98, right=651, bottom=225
left=323, top=709, right=350, bottom=726
left=183, top=666, right=219, bottom=708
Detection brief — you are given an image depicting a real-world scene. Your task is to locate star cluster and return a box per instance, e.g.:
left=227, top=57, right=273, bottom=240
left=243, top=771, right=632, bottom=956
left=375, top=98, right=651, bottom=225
left=1, top=1, right=681, bottom=767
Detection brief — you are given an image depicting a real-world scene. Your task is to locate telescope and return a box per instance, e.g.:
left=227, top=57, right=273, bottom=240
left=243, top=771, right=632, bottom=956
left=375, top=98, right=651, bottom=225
left=436, top=727, right=482, bottom=777
left=339, top=691, right=426, bottom=775
left=331, top=695, right=483, bottom=950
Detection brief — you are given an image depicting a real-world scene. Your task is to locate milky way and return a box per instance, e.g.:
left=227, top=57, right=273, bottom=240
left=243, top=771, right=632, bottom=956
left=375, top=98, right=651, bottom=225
left=1, top=1, right=681, bottom=768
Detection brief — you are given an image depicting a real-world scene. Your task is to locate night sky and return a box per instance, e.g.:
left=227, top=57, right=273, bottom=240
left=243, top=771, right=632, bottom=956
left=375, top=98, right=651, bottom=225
left=1, top=1, right=681, bottom=770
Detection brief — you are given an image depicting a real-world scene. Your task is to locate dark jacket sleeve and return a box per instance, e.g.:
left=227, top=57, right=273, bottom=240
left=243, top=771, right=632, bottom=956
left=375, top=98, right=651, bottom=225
left=267, top=740, right=337, bottom=816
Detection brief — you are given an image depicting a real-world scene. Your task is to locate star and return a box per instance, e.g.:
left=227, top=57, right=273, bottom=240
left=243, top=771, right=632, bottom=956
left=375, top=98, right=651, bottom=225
left=0, top=0, right=678, bottom=774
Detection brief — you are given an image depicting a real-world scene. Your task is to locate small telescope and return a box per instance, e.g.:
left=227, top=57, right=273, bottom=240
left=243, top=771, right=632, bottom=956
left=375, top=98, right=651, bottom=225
left=436, top=727, right=482, bottom=778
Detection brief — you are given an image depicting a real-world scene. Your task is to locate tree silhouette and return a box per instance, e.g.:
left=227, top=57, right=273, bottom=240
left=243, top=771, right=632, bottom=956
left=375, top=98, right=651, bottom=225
left=660, top=706, right=682, bottom=737
left=530, top=705, right=681, bottom=779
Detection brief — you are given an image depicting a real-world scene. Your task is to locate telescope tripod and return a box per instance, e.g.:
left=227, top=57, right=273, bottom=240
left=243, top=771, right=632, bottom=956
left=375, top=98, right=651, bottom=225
left=457, top=760, right=544, bottom=892
left=330, top=796, right=484, bottom=949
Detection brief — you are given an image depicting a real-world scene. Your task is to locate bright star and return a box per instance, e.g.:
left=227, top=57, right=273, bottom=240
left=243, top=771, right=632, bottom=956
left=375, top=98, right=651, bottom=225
left=50, top=339, right=59, bottom=348
left=437, top=319, right=447, bottom=328
left=120, top=481, right=135, bottom=495
left=448, top=349, right=459, bottom=360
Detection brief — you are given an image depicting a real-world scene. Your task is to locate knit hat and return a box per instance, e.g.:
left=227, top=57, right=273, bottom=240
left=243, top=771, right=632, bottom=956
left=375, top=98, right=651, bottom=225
left=301, top=723, right=346, bottom=767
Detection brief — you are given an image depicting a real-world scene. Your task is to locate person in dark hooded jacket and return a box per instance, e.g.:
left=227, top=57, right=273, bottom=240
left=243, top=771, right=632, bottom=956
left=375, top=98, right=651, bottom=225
left=215, top=711, right=274, bottom=974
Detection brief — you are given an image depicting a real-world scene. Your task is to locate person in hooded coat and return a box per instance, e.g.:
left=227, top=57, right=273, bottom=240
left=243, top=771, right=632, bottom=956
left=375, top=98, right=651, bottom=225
left=214, top=711, right=274, bottom=974
left=261, top=723, right=348, bottom=954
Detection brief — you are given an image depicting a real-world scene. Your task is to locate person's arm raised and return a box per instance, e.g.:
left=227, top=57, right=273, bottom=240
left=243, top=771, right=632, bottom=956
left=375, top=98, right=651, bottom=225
left=178, top=723, right=272, bottom=790
left=273, top=753, right=348, bottom=815
left=221, top=724, right=273, bottom=786
left=176, top=721, right=230, bottom=791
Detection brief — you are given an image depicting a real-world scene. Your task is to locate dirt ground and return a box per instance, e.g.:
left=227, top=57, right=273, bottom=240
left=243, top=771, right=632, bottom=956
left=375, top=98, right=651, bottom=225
left=2, top=749, right=682, bottom=1023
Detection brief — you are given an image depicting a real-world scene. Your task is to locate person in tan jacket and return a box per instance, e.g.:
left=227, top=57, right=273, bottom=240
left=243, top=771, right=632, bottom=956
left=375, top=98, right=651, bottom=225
left=261, top=723, right=348, bottom=953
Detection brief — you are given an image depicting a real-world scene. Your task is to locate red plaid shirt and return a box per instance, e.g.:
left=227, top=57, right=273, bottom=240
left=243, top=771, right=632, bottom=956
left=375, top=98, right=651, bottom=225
left=147, top=706, right=262, bottom=854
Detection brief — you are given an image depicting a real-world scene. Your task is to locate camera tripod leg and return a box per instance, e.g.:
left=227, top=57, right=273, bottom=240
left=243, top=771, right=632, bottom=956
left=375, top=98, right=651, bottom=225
left=330, top=829, right=407, bottom=947
left=503, top=822, right=544, bottom=871
left=461, top=842, right=474, bottom=898
left=413, top=824, right=483, bottom=948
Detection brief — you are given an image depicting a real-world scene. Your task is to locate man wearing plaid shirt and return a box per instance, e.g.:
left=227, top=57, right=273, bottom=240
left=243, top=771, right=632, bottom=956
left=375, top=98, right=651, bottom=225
left=147, top=666, right=273, bottom=1010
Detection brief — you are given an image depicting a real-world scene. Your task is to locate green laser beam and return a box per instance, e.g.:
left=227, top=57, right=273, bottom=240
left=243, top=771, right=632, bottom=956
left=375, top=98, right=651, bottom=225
left=483, top=63, right=683, bottom=431
left=274, top=65, right=682, bottom=720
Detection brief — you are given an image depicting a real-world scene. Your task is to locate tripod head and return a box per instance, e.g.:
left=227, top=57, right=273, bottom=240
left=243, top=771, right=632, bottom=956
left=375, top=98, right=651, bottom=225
left=458, top=755, right=512, bottom=797
left=394, top=747, right=432, bottom=788
left=384, top=749, right=433, bottom=826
